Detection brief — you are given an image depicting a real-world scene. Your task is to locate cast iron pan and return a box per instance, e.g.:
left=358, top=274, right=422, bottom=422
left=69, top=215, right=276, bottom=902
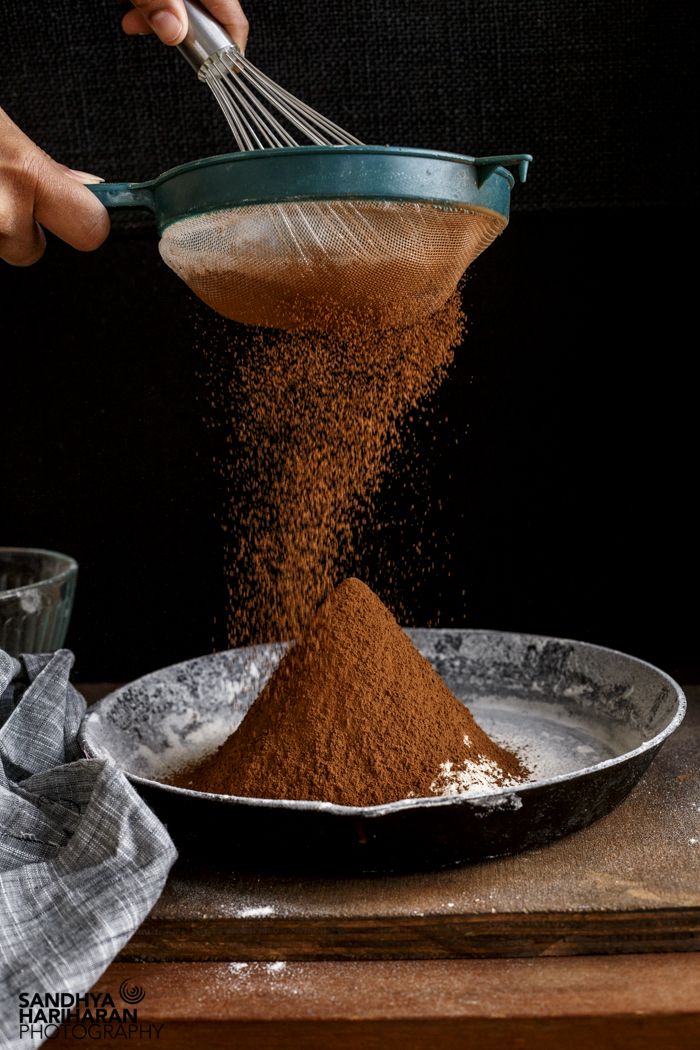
left=78, top=630, right=685, bottom=874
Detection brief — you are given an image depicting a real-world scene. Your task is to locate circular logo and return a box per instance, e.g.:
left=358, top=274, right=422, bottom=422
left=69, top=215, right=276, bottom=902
left=119, top=980, right=146, bottom=1005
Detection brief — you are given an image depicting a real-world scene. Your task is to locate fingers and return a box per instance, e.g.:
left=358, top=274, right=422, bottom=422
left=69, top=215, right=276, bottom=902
left=197, top=0, right=249, bottom=51
left=123, top=1, right=249, bottom=53
left=0, top=146, right=49, bottom=265
left=123, top=1, right=188, bottom=45
left=0, top=210, right=46, bottom=267
left=1, top=106, right=110, bottom=265
left=121, top=9, right=151, bottom=36
left=0, top=146, right=110, bottom=266
left=33, top=162, right=111, bottom=253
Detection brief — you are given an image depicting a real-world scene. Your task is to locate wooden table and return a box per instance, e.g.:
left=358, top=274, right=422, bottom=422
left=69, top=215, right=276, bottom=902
left=58, top=683, right=700, bottom=1048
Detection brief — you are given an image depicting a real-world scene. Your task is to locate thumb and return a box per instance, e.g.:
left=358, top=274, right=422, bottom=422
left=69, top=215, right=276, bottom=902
left=125, top=2, right=188, bottom=46
left=34, top=158, right=111, bottom=252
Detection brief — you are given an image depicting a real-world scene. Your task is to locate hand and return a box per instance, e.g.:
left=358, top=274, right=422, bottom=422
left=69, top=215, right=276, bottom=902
left=0, top=108, right=109, bottom=267
left=122, top=1, right=249, bottom=52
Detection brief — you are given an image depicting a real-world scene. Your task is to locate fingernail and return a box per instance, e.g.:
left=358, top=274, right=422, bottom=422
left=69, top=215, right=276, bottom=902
left=66, top=169, right=105, bottom=185
left=149, top=9, right=183, bottom=44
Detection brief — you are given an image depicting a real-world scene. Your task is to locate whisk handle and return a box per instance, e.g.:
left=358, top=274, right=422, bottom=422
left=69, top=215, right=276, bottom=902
left=87, top=182, right=156, bottom=212
left=178, top=0, right=234, bottom=75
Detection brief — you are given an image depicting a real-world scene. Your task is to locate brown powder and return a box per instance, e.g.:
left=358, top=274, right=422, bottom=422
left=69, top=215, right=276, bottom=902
left=198, top=293, right=464, bottom=648
left=161, top=200, right=505, bottom=331
left=171, top=578, right=527, bottom=805
left=190, top=288, right=514, bottom=805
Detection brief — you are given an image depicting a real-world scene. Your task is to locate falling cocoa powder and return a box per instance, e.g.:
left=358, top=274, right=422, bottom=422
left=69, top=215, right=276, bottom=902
left=171, top=578, right=527, bottom=805
left=198, top=293, right=464, bottom=648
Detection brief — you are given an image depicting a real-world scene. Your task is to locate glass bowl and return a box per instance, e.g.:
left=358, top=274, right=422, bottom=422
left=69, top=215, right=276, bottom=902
left=0, top=547, right=78, bottom=655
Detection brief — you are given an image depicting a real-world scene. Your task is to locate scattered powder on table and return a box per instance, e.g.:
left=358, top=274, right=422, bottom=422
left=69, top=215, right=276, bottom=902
left=197, top=293, right=464, bottom=649
left=170, top=578, right=527, bottom=806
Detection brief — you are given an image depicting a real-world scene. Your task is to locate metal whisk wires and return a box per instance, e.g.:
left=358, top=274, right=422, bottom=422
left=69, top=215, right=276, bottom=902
left=200, top=45, right=363, bottom=153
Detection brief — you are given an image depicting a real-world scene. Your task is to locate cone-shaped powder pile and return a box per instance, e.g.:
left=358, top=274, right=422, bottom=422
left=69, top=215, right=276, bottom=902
left=172, top=579, right=527, bottom=806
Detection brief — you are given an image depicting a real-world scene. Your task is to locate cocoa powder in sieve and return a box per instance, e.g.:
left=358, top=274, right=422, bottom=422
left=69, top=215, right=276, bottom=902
left=162, top=200, right=505, bottom=331
left=171, top=578, right=527, bottom=805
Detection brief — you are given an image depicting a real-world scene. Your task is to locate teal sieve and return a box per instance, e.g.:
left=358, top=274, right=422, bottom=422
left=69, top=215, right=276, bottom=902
left=88, top=146, right=531, bottom=230
left=88, top=145, right=531, bottom=328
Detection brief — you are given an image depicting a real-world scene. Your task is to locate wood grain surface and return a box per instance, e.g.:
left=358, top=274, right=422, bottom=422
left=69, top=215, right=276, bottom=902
left=111, top=687, right=700, bottom=961
left=52, top=955, right=700, bottom=1049
left=56, top=684, right=700, bottom=1047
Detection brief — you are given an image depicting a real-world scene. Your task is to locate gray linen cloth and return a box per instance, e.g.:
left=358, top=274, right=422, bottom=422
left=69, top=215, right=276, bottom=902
left=0, top=648, right=177, bottom=1049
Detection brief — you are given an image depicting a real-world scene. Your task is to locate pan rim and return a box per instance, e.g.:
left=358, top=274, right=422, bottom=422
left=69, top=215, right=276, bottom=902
left=78, top=629, right=686, bottom=818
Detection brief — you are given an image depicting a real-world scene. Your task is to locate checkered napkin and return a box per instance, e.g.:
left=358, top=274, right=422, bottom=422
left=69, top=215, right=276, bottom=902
left=0, top=649, right=177, bottom=1050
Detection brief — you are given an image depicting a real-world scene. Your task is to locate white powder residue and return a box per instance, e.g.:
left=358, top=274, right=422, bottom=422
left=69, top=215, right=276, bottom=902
left=237, top=905, right=276, bottom=918
left=217, top=960, right=306, bottom=998
left=132, top=710, right=234, bottom=778
left=226, top=960, right=287, bottom=979
left=430, top=755, right=519, bottom=796
left=470, top=792, right=523, bottom=815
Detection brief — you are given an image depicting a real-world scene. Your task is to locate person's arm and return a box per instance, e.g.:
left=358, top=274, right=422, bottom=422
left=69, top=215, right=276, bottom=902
left=0, top=1, right=248, bottom=267
left=122, top=1, right=248, bottom=51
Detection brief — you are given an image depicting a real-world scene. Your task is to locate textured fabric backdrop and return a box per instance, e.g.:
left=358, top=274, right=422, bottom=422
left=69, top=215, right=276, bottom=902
left=1, top=0, right=696, bottom=210
left=1, top=2, right=696, bottom=681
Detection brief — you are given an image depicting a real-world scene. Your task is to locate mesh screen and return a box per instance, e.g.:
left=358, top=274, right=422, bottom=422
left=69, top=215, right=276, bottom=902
left=158, top=199, right=506, bottom=330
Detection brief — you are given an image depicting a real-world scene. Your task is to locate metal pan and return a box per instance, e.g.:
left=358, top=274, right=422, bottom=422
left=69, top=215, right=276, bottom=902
left=78, top=630, right=684, bottom=874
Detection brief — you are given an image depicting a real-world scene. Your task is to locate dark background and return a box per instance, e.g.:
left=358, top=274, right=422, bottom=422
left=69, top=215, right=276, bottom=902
left=1, top=1, right=696, bottom=680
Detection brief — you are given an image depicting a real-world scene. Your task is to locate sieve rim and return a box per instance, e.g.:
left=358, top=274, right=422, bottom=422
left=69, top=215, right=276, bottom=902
left=153, top=145, right=523, bottom=232
left=148, top=145, right=531, bottom=191
left=89, top=146, right=531, bottom=234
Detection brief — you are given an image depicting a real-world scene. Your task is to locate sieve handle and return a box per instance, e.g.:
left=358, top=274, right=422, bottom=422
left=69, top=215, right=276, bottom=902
left=87, top=182, right=156, bottom=212
left=474, top=154, right=532, bottom=186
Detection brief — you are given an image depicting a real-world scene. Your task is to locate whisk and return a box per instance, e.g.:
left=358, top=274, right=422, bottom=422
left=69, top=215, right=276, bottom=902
left=101, top=0, right=530, bottom=329
left=177, top=0, right=363, bottom=152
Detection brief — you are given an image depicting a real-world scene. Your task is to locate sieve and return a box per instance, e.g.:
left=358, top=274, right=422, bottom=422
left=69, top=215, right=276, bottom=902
left=89, top=146, right=531, bottom=330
